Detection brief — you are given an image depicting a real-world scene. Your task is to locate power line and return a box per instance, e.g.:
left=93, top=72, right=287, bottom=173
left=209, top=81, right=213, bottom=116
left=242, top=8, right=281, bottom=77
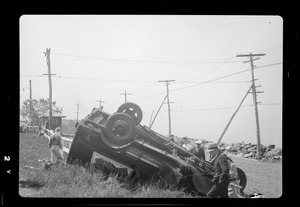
left=170, top=103, right=282, bottom=112
left=252, top=45, right=282, bottom=53
left=130, top=62, right=282, bottom=102
left=133, top=82, right=159, bottom=94
left=131, top=92, right=166, bottom=102
left=169, top=62, right=282, bottom=93
left=20, top=74, right=248, bottom=84
left=184, top=56, right=236, bottom=81
left=259, top=103, right=282, bottom=106
left=172, top=105, right=253, bottom=112
left=252, top=62, right=282, bottom=70
left=61, top=102, right=281, bottom=114
left=175, top=80, right=250, bottom=84
left=20, top=62, right=281, bottom=83
left=20, top=62, right=282, bottom=105
left=170, top=70, right=248, bottom=93
left=56, top=76, right=156, bottom=83
left=51, top=52, right=243, bottom=64
left=22, top=45, right=282, bottom=60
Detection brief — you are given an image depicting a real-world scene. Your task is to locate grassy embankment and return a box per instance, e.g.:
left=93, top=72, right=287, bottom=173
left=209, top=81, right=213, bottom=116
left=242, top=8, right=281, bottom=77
left=19, top=131, right=282, bottom=198
left=19, top=132, right=192, bottom=198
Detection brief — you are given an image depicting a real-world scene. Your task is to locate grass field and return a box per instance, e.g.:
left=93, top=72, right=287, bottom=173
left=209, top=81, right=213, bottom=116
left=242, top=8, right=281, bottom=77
left=19, top=132, right=192, bottom=198
left=19, top=132, right=282, bottom=198
left=229, top=154, right=282, bottom=198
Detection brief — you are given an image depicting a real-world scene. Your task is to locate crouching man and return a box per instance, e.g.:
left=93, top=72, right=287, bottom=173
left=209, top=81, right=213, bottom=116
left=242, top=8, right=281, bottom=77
left=49, top=127, right=64, bottom=164
left=206, top=143, right=230, bottom=198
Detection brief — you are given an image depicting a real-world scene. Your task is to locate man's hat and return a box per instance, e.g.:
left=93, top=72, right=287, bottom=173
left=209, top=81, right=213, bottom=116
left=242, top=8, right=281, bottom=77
left=206, top=143, right=218, bottom=152
left=195, top=140, right=202, bottom=145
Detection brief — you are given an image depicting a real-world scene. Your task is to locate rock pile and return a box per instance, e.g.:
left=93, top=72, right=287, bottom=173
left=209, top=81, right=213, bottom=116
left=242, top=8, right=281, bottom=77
left=171, top=136, right=281, bottom=162
left=218, top=142, right=282, bottom=161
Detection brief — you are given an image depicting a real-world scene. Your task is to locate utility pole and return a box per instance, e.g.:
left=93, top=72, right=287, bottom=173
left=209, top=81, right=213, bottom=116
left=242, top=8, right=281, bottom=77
left=149, top=95, right=167, bottom=129
left=96, top=98, right=105, bottom=110
left=29, top=80, right=33, bottom=122
left=29, top=80, right=32, bottom=102
left=158, top=80, right=175, bottom=137
left=236, top=53, right=265, bottom=159
left=43, top=48, right=56, bottom=130
left=149, top=110, right=154, bottom=127
left=76, top=103, right=80, bottom=122
left=120, top=90, right=131, bottom=102
left=217, top=84, right=252, bottom=145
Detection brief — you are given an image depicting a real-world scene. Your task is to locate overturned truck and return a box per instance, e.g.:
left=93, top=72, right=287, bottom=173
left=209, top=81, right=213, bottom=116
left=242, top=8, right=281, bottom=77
left=67, top=102, right=247, bottom=196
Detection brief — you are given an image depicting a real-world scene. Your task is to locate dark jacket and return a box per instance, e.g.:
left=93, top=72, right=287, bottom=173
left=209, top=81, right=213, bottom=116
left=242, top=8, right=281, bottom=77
left=211, top=152, right=230, bottom=184
left=49, top=132, right=63, bottom=149
left=196, top=146, right=206, bottom=160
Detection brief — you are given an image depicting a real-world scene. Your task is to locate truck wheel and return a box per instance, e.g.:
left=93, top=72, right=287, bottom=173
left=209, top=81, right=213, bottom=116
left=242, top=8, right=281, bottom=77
left=103, top=113, right=136, bottom=149
left=237, top=168, right=247, bottom=193
left=117, top=102, right=143, bottom=125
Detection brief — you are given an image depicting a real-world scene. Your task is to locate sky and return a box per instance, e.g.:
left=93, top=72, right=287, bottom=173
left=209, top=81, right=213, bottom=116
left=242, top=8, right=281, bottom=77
left=20, top=15, right=283, bottom=147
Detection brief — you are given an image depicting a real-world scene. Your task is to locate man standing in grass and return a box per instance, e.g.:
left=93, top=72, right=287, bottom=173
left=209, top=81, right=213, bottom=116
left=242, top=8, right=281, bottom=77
left=206, top=143, right=230, bottom=198
left=49, top=127, right=64, bottom=164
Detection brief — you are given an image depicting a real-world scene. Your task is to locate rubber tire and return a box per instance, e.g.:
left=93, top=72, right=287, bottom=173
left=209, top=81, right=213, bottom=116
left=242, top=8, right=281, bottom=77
left=103, top=113, right=136, bottom=149
left=117, top=102, right=143, bottom=125
left=237, top=167, right=247, bottom=193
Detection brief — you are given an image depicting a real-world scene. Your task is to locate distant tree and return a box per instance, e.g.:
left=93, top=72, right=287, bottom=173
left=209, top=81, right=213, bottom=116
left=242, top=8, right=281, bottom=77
left=20, top=98, right=63, bottom=125
left=61, top=119, right=77, bottom=134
